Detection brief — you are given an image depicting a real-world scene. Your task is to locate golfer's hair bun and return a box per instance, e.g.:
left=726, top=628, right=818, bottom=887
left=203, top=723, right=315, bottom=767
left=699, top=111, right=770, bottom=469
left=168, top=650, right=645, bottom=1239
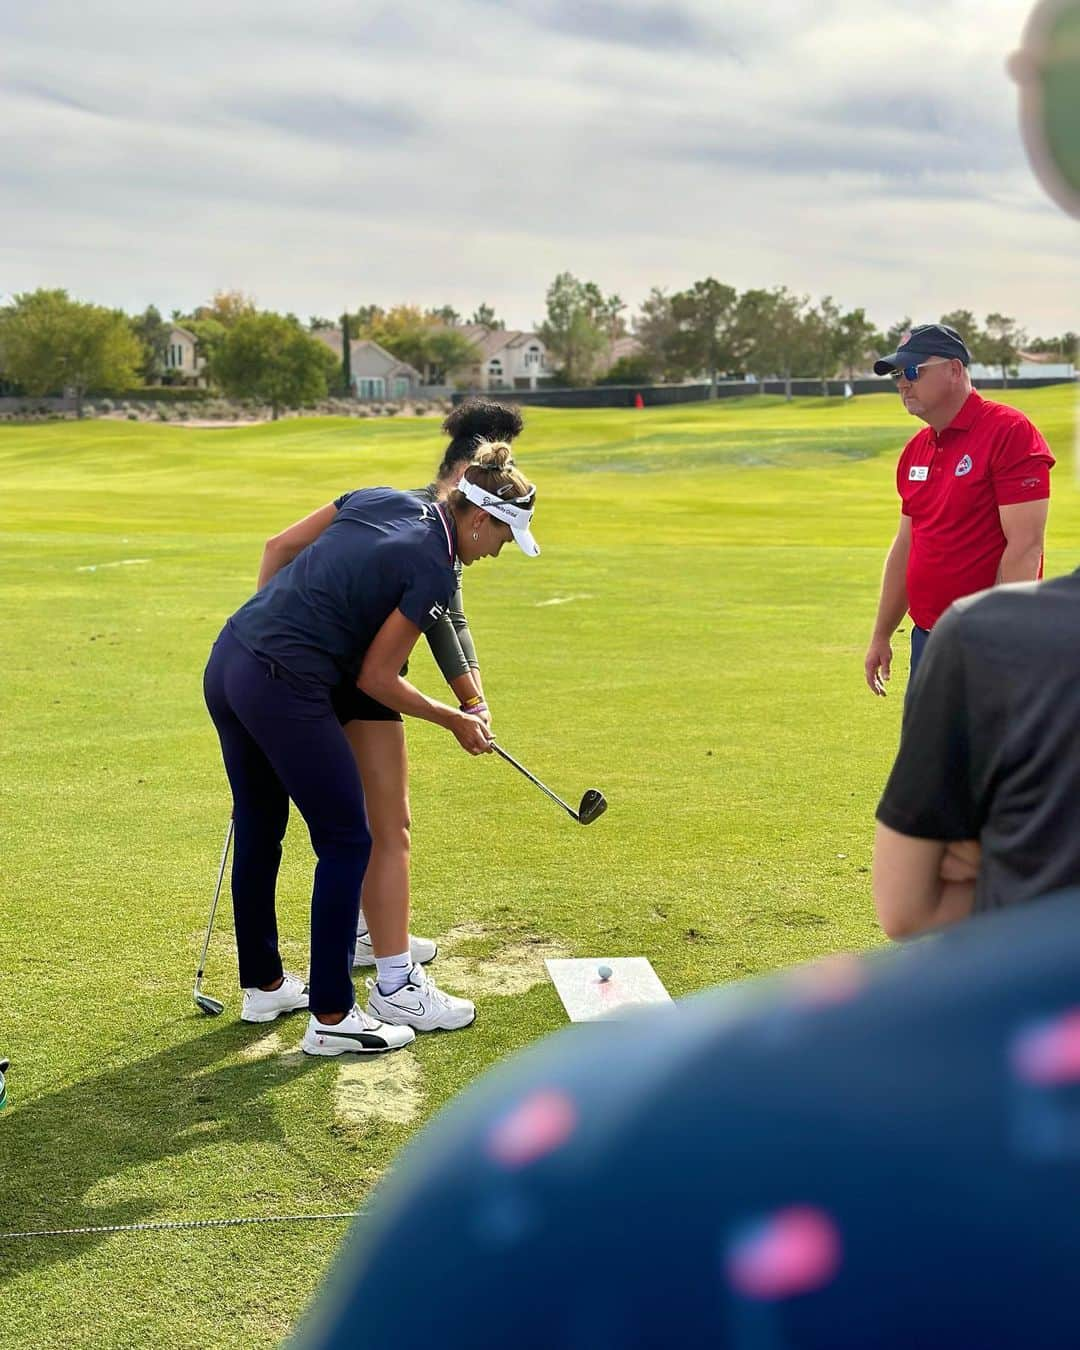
left=455, top=440, right=536, bottom=511
left=442, top=398, right=523, bottom=446
left=470, top=440, right=514, bottom=472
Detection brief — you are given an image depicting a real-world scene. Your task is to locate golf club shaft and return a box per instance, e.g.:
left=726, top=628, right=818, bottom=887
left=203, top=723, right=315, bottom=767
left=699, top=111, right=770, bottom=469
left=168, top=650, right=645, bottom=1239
left=491, top=742, right=579, bottom=820
left=195, top=816, right=233, bottom=986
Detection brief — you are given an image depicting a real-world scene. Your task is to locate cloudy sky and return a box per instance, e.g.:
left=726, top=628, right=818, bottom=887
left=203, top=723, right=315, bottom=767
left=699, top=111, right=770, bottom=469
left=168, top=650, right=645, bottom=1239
left=2, top=0, right=1076, bottom=335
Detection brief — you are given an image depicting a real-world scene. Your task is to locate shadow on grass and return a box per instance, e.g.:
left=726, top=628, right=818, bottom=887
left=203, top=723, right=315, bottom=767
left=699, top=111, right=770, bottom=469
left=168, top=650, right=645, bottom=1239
left=0, top=1014, right=320, bottom=1278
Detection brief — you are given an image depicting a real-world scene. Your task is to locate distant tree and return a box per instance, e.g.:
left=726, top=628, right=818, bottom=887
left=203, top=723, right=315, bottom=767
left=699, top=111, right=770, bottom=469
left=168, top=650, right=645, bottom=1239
left=211, top=313, right=337, bottom=419
left=940, top=309, right=983, bottom=358
left=184, top=317, right=228, bottom=372
left=982, top=313, right=1026, bottom=386
left=666, top=278, right=739, bottom=394
left=804, top=295, right=846, bottom=395
left=469, top=303, right=504, bottom=330
left=884, top=316, right=914, bottom=351
left=538, top=273, right=609, bottom=386
left=308, top=315, right=336, bottom=331
left=736, top=287, right=813, bottom=400
left=0, top=288, right=143, bottom=416
left=346, top=305, right=480, bottom=385
left=426, top=305, right=460, bottom=325
left=1027, top=331, right=1078, bottom=361
left=423, top=328, right=481, bottom=385
left=192, top=289, right=257, bottom=327
left=341, top=313, right=353, bottom=396
left=633, top=288, right=679, bottom=381
left=597, top=353, right=654, bottom=385
left=359, top=305, right=428, bottom=370
left=581, top=283, right=627, bottom=340
left=342, top=304, right=386, bottom=337
left=834, top=307, right=880, bottom=379
left=130, top=304, right=170, bottom=384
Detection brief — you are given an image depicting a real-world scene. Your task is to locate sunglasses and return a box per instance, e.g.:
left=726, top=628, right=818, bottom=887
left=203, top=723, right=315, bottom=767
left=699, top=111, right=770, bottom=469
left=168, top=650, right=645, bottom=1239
left=889, top=359, right=951, bottom=383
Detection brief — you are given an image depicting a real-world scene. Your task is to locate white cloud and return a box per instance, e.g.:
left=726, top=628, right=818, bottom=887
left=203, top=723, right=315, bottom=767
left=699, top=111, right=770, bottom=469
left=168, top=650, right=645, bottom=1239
left=1, top=0, right=1075, bottom=333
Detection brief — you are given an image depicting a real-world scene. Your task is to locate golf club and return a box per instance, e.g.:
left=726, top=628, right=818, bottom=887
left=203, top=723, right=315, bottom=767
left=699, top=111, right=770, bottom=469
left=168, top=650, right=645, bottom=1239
left=491, top=742, right=607, bottom=825
left=193, top=816, right=233, bottom=1016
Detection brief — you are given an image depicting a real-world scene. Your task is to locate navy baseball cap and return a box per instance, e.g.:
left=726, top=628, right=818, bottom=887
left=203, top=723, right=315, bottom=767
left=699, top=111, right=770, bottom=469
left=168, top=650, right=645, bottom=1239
left=874, top=323, right=971, bottom=376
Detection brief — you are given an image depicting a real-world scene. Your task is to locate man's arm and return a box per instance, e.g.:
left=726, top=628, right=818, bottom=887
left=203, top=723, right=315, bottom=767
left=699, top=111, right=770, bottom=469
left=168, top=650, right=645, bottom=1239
left=872, top=823, right=977, bottom=938
left=257, top=503, right=338, bottom=588
left=865, top=514, right=912, bottom=696
left=997, top=499, right=1048, bottom=584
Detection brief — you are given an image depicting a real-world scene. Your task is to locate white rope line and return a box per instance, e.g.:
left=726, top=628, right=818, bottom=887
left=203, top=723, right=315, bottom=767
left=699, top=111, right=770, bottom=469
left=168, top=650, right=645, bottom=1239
left=0, top=1211, right=362, bottom=1240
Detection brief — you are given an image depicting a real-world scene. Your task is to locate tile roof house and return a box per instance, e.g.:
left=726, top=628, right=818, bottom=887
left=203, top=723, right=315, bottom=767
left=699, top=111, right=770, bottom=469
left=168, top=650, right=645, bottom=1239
left=313, top=330, right=423, bottom=400
left=455, top=325, right=552, bottom=391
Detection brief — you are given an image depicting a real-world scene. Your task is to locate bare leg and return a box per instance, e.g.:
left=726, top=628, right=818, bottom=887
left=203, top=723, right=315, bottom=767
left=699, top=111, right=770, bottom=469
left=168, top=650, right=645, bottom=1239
left=344, top=720, right=410, bottom=957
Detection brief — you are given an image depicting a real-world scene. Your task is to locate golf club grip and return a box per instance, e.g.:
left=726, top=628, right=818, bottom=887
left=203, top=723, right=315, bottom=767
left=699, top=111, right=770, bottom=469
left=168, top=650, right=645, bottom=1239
left=490, top=742, right=578, bottom=819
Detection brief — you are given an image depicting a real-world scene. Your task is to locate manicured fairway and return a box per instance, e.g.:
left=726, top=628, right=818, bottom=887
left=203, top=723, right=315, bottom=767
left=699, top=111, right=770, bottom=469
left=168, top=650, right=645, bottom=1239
left=1, top=388, right=1075, bottom=1347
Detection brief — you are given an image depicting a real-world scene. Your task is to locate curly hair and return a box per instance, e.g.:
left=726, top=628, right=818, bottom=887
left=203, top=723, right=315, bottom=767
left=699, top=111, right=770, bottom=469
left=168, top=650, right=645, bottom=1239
left=437, top=398, right=524, bottom=480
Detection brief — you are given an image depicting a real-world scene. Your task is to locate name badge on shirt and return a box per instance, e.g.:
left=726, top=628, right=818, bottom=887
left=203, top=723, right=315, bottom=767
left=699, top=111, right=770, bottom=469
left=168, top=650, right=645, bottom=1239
left=908, top=466, right=930, bottom=482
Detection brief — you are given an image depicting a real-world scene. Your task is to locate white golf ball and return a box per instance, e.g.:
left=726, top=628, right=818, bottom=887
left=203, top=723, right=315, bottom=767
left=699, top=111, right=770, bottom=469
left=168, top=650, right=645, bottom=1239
left=598, top=964, right=613, bottom=982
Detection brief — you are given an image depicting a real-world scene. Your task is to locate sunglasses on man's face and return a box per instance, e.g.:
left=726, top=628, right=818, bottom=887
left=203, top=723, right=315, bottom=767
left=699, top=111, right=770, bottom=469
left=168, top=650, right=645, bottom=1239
left=890, top=359, right=951, bottom=383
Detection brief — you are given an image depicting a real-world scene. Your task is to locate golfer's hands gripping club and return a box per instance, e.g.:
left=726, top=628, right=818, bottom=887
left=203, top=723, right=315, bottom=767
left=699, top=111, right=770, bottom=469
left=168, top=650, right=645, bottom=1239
left=451, top=709, right=494, bottom=755
left=865, top=634, right=893, bottom=697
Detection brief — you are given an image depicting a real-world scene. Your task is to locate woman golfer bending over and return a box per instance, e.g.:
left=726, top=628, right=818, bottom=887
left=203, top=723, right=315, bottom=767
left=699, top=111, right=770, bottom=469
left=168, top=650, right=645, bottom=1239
left=203, top=441, right=539, bottom=1055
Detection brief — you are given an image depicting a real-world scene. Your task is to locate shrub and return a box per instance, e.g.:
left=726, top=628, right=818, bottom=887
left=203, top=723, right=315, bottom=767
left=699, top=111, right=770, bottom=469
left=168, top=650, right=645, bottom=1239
left=117, top=386, right=207, bottom=404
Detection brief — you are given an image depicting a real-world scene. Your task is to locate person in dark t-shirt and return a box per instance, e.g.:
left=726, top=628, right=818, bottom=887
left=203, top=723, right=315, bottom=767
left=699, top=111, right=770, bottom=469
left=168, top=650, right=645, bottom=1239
left=203, top=441, right=539, bottom=1055
left=873, top=568, right=1080, bottom=937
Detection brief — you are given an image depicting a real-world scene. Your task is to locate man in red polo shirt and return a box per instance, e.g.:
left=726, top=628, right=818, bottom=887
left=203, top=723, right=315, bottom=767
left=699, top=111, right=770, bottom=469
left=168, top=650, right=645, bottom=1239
left=864, top=323, right=1054, bottom=695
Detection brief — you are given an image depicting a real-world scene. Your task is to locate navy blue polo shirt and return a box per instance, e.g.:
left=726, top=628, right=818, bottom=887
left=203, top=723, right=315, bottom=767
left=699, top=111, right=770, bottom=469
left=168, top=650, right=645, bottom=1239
left=228, top=487, right=458, bottom=688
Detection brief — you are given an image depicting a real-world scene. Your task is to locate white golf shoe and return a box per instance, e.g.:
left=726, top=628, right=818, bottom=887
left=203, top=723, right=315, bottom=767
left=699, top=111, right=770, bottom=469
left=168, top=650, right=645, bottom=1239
left=366, top=964, right=476, bottom=1033
left=240, top=972, right=309, bottom=1023
left=353, top=929, right=438, bottom=968
left=301, top=1004, right=415, bottom=1056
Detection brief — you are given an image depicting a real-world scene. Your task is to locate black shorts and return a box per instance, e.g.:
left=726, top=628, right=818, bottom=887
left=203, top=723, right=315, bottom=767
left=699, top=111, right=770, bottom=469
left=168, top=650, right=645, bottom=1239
left=331, top=681, right=402, bottom=725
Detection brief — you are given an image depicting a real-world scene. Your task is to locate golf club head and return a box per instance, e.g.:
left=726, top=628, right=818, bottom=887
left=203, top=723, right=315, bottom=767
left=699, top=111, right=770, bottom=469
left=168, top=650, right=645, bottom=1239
left=194, top=992, right=225, bottom=1017
left=577, top=789, right=607, bottom=826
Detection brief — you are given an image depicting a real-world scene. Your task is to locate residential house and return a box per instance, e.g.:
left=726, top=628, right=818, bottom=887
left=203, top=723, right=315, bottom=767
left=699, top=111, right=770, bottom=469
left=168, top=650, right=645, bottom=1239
left=456, top=325, right=551, bottom=391
left=163, top=326, right=207, bottom=385
left=314, top=330, right=423, bottom=400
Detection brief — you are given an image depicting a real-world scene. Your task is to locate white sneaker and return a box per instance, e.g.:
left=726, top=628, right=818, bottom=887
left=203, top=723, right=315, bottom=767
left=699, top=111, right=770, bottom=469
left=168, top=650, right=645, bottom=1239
left=301, top=1004, right=415, bottom=1056
left=366, top=964, right=476, bottom=1033
left=240, top=972, right=309, bottom=1023
left=353, top=930, right=438, bottom=968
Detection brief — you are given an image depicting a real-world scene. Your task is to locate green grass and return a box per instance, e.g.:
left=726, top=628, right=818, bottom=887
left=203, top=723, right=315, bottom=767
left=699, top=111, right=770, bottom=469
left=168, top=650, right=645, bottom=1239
left=1, top=387, right=1076, bottom=1347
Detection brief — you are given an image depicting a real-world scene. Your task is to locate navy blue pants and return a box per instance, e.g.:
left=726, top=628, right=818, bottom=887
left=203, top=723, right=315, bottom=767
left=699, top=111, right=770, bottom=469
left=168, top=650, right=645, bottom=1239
left=909, top=624, right=931, bottom=680
left=203, top=625, right=370, bottom=1015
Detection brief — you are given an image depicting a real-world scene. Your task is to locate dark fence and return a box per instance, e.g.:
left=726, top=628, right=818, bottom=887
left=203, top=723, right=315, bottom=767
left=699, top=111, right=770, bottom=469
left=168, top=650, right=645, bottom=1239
left=454, top=376, right=1075, bottom=409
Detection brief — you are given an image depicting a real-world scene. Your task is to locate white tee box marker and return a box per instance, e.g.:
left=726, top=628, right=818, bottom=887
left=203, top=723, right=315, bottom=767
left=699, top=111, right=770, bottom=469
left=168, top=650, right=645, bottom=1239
left=545, top=957, right=672, bottom=1023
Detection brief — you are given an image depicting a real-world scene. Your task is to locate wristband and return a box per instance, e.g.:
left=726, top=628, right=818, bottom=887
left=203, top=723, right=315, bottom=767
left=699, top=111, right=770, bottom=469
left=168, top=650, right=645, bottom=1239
left=462, top=695, right=484, bottom=709
left=460, top=701, right=489, bottom=717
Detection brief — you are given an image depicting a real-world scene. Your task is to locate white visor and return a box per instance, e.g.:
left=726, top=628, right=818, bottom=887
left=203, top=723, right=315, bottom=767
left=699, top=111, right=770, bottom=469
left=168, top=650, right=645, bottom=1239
left=456, top=475, right=539, bottom=557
